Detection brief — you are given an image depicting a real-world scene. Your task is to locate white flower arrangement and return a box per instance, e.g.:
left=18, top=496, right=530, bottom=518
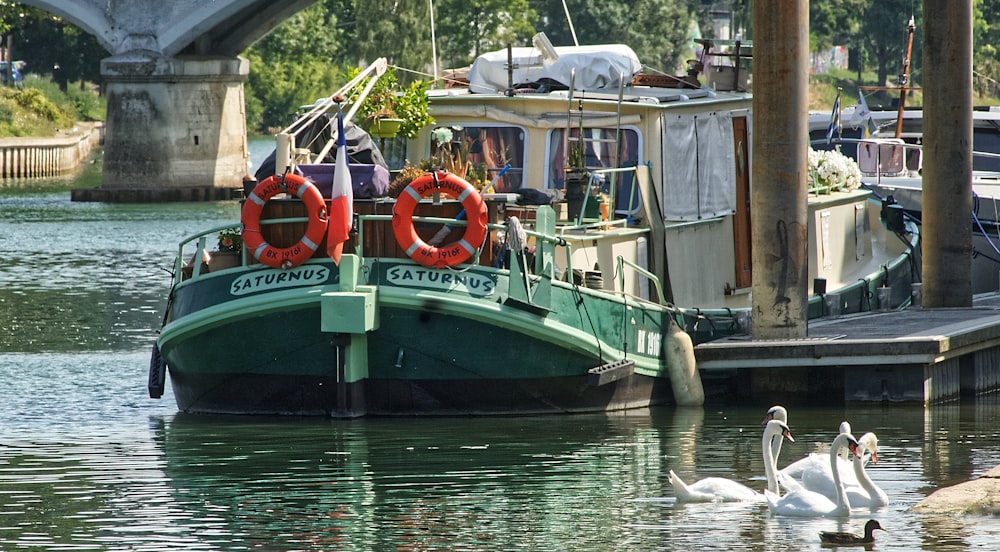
left=808, top=148, right=862, bottom=193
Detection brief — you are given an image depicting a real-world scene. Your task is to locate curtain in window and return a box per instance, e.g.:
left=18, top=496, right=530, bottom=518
left=661, top=112, right=736, bottom=220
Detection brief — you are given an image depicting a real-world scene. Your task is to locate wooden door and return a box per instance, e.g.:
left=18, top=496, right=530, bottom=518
left=731, top=116, right=752, bottom=289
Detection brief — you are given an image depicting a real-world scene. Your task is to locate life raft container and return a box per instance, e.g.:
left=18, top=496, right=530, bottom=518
left=242, top=173, right=328, bottom=269
left=392, top=171, right=488, bottom=268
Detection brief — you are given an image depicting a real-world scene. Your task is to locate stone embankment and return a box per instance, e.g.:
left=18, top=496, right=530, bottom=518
left=910, top=464, right=1000, bottom=514
left=0, top=123, right=103, bottom=180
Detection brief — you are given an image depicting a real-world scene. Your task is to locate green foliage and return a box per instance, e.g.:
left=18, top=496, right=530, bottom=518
left=435, top=0, right=538, bottom=67
left=860, top=1, right=922, bottom=87
left=14, top=86, right=67, bottom=123
left=809, top=0, right=866, bottom=51
left=8, top=6, right=104, bottom=88
left=243, top=1, right=351, bottom=133
left=348, top=0, right=433, bottom=79
left=65, top=85, right=104, bottom=121
left=348, top=66, right=432, bottom=139
left=0, top=100, right=13, bottom=126
left=0, top=79, right=82, bottom=136
left=244, top=51, right=345, bottom=133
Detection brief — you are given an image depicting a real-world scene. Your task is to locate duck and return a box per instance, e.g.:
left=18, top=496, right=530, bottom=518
left=819, top=519, right=885, bottom=545
left=764, top=431, right=861, bottom=517
left=670, top=418, right=794, bottom=502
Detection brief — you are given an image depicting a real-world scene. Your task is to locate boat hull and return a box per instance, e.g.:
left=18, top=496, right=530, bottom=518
left=158, top=259, right=677, bottom=416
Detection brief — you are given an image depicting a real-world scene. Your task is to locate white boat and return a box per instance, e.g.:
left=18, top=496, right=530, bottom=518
left=811, top=105, right=1000, bottom=293
left=148, top=41, right=919, bottom=416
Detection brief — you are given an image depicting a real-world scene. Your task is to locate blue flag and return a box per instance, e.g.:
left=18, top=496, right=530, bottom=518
left=826, top=91, right=842, bottom=144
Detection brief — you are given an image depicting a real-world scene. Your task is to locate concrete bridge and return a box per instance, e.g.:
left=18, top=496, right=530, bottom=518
left=22, top=0, right=317, bottom=200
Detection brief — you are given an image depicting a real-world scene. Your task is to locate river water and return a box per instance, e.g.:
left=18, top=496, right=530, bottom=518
left=2, top=144, right=1000, bottom=550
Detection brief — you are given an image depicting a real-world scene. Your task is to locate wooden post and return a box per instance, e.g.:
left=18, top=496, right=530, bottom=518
left=922, top=0, right=973, bottom=307
left=751, top=0, right=810, bottom=339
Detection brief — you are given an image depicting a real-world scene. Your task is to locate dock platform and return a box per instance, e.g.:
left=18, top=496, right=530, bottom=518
left=694, top=294, right=1000, bottom=405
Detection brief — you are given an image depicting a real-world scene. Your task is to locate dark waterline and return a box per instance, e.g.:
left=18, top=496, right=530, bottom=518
left=1, top=145, right=1000, bottom=549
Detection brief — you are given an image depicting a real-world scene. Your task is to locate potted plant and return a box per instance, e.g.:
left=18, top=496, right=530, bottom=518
left=349, top=66, right=433, bottom=139
left=217, top=227, right=242, bottom=252
left=209, top=227, right=243, bottom=270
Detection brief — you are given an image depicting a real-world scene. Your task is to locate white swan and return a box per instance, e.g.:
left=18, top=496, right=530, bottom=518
left=670, top=419, right=794, bottom=503
left=762, top=406, right=789, bottom=494
left=848, top=433, right=888, bottom=508
left=800, top=433, right=887, bottom=508
left=763, top=405, right=787, bottom=424
left=764, top=431, right=861, bottom=517
left=781, top=421, right=854, bottom=482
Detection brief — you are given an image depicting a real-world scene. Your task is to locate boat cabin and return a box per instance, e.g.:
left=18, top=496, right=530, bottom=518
left=215, top=42, right=910, bottom=321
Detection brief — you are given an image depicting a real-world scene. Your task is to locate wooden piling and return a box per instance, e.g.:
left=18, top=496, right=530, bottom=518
left=922, top=1, right=974, bottom=307
left=750, top=0, right=810, bottom=339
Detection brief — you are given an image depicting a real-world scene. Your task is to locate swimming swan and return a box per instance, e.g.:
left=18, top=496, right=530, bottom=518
left=801, top=433, right=887, bottom=508
left=764, top=431, right=861, bottom=517
left=670, top=419, right=794, bottom=503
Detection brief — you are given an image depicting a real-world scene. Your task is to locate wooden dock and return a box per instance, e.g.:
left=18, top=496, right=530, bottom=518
left=694, top=294, right=1000, bottom=405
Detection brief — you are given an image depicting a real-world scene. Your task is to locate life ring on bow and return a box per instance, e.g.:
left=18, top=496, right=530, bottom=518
left=392, top=171, right=488, bottom=268
left=242, top=173, right=328, bottom=269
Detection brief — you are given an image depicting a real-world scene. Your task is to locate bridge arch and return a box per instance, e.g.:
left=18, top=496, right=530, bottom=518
left=18, top=0, right=317, bottom=57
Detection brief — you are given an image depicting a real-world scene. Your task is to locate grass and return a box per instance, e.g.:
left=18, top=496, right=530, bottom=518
left=0, top=75, right=105, bottom=137
left=808, top=68, right=925, bottom=113
left=809, top=67, right=1000, bottom=112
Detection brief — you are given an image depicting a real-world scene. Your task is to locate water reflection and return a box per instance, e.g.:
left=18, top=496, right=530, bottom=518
left=148, top=412, right=669, bottom=550
left=2, top=149, right=1000, bottom=549
left=0, top=371, right=999, bottom=550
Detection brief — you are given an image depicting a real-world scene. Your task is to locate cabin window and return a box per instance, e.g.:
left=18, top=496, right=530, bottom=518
left=428, top=125, right=525, bottom=192
left=974, top=128, right=1000, bottom=172
left=546, top=127, right=642, bottom=214
left=379, top=135, right=408, bottom=171
left=661, top=112, right=737, bottom=220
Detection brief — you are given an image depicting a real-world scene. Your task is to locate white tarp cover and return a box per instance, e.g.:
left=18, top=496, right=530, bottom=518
left=661, top=112, right=736, bottom=220
left=467, top=44, right=642, bottom=94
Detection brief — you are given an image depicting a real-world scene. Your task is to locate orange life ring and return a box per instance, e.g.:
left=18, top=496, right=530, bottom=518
left=242, top=173, right=328, bottom=269
left=392, top=171, right=488, bottom=268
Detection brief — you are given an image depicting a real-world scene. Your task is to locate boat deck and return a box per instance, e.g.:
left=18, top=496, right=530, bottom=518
left=695, top=293, right=1000, bottom=405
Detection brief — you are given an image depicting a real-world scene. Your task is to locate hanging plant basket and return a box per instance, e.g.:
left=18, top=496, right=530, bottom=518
left=368, top=117, right=404, bottom=138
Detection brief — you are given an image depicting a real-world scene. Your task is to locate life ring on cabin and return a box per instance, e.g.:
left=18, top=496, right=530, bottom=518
left=242, top=173, right=328, bottom=269
left=392, top=170, right=488, bottom=268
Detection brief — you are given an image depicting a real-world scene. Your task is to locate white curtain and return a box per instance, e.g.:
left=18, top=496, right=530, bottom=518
left=661, top=112, right=737, bottom=220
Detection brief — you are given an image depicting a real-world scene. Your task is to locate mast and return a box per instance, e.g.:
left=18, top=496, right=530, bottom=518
left=895, top=16, right=916, bottom=139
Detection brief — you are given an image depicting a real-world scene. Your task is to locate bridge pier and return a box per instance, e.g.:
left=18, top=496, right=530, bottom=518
left=75, top=54, right=249, bottom=202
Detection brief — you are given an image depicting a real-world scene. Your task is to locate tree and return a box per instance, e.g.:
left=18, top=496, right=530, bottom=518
left=810, top=0, right=866, bottom=52
left=434, top=0, right=538, bottom=69
left=347, top=0, right=433, bottom=79
left=974, top=0, right=1000, bottom=97
left=14, top=12, right=104, bottom=90
left=243, top=0, right=349, bottom=132
left=0, top=4, right=101, bottom=89
left=860, top=1, right=922, bottom=89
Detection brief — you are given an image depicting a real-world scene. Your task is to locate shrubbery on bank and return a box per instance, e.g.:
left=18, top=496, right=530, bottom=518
left=0, top=76, right=104, bottom=138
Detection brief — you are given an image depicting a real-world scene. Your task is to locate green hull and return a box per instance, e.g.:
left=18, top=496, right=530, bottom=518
left=157, top=258, right=678, bottom=416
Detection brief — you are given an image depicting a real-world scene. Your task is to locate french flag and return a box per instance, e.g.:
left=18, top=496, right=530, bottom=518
left=327, top=106, right=353, bottom=265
